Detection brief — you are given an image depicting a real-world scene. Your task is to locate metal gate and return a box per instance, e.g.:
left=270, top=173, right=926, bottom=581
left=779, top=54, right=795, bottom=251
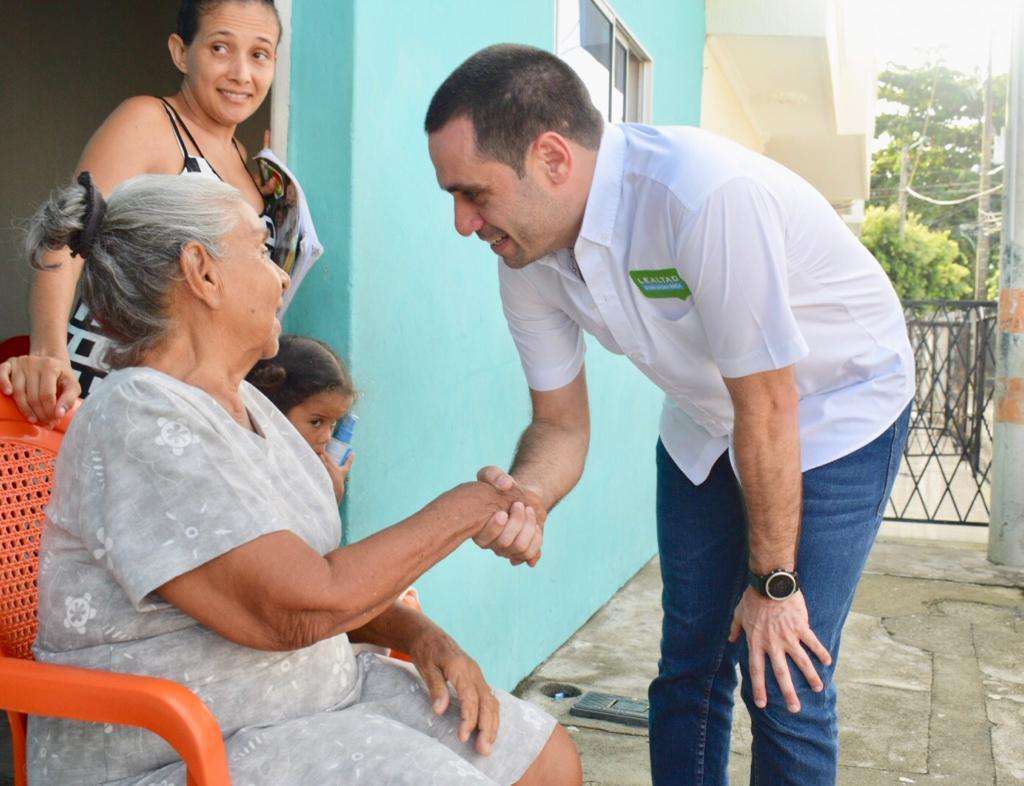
left=886, top=301, right=998, bottom=526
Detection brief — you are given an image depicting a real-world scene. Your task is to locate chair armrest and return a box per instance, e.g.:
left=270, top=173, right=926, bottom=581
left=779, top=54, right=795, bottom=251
left=0, top=657, right=230, bottom=786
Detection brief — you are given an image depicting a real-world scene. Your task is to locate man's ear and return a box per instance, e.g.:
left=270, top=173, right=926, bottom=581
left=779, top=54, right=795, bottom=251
left=179, top=241, right=223, bottom=309
left=531, top=132, right=574, bottom=186
left=168, top=34, right=189, bottom=76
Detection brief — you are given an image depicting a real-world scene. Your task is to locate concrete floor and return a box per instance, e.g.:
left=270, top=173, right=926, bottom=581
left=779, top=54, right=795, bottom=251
left=515, top=537, right=1024, bottom=786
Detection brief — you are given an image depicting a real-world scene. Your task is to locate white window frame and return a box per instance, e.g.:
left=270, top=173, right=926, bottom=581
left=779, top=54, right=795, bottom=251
left=269, top=0, right=292, bottom=162
left=555, top=0, right=653, bottom=124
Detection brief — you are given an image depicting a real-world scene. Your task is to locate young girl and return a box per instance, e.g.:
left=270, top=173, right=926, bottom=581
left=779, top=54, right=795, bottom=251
left=248, top=335, right=423, bottom=652
left=247, top=334, right=355, bottom=504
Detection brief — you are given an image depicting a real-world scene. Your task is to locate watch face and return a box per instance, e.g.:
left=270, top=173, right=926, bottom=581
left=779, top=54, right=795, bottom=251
left=765, top=572, right=797, bottom=600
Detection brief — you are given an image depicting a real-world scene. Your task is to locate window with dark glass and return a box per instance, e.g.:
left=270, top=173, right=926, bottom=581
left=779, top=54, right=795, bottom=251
left=557, top=0, right=649, bottom=124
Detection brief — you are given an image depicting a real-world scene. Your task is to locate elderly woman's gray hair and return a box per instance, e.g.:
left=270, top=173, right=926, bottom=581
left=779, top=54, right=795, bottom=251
left=26, top=174, right=246, bottom=368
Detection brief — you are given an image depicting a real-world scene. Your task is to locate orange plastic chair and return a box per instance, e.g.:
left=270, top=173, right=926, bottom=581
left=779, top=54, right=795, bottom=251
left=0, top=393, right=231, bottom=786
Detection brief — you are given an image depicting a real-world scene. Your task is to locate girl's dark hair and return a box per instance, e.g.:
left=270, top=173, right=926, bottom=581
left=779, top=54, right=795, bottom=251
left=177, top=0, right=281, bottom=46
left=247, top=335, right=355, bottom=414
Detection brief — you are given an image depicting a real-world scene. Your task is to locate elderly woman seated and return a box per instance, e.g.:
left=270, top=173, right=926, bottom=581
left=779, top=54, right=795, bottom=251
left=22, top=174, right=582, bottom=786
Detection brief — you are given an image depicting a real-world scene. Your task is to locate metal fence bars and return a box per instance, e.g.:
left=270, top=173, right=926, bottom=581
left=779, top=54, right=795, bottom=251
left=887, top=300, right=998, bottom=526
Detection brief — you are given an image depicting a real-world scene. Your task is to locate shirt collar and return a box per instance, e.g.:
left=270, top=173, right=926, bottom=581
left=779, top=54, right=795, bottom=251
left=576, top=123, right=626, bottom=250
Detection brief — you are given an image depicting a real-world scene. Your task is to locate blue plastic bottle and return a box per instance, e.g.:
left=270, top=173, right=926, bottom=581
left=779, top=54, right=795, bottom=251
left=325, top=414, right=357, bottom=465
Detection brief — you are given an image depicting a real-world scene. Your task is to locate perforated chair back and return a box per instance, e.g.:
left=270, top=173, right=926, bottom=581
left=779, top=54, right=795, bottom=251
left=0, top=395, right=234, bottom=786
left=0, top=395, right=75, bottom=660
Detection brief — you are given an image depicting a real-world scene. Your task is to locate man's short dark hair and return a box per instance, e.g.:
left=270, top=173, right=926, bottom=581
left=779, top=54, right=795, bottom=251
left=424, top=44, right=604, bottom=176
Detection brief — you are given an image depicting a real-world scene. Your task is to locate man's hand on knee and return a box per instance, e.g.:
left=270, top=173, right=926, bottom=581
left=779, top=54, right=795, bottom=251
left=729, top=588, right=832, bottom=713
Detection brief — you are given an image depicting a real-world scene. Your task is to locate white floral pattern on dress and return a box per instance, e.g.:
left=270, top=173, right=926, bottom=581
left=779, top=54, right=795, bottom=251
left=63, top=594, right=97, bottom=634
left=91, top=526, right=113, bottom=563
left=154, top=417, right=198, bottom=456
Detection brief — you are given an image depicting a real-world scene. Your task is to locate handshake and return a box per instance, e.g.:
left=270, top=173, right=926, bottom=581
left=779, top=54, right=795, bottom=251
left=470, top=466, right=548, bottom=568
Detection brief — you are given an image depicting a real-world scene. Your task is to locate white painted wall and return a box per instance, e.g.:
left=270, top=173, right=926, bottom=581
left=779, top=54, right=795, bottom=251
left=700, top=43, right=767, bottom=152
left=706, top=0, right=832, bottom=39
left=700, top=0, right=876, bottom=203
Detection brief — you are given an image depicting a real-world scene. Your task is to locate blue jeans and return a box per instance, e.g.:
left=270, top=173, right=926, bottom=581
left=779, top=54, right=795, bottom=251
left=648, top=405, right=911, bottom=786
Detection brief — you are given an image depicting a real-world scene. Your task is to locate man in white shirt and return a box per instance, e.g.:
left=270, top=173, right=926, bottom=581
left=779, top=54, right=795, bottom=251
left=425, top=44, right=913, bottom=785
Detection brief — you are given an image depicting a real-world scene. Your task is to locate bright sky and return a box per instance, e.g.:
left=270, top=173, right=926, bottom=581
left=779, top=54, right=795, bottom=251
left=867, top=0, right=1015, bottom=76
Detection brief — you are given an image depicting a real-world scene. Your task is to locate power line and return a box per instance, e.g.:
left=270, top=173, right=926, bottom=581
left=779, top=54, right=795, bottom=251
left=872, top=185, right=989, bottom=197
left=906, top=183, right=1003, bottom=205
left=871, top=188, right=1002, bottom=202
left=872, top=176, right=1004, bottom=192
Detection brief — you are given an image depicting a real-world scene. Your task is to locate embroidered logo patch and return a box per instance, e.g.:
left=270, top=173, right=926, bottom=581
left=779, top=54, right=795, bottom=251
left=629, top=268, right=692, bottom=301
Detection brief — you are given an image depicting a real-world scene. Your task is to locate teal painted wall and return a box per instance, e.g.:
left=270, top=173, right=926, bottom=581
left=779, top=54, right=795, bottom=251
left=284, top=0, right=355, bottom=361
left=287, top=0, right=706, bottom=691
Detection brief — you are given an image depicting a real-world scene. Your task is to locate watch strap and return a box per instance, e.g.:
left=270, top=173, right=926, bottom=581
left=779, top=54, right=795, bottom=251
left=748, top=568, right=800, bottom=600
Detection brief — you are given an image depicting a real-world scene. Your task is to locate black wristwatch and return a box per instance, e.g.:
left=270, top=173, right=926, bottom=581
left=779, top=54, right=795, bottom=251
left=748, top=568, right=800, bottom=600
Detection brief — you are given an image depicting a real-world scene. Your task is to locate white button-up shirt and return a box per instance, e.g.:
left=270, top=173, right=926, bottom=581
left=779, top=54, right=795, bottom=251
left=498, top=124, right=914, bottom=484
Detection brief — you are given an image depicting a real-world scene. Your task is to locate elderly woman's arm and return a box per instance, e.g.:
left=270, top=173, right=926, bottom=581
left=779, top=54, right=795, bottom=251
left=156, top=481, right=518, bottom=652
left=158, top=480, right=520, bottom=758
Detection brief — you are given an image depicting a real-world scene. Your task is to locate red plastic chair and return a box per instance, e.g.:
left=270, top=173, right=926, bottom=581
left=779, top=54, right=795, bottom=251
left=0, top=336, right=29, bottom=364
left=0, top=393, right=231, bottom=786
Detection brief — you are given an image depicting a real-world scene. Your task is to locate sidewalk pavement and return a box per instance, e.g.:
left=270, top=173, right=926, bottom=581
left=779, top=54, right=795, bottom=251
left=515, top=537, right=1024, bottom=785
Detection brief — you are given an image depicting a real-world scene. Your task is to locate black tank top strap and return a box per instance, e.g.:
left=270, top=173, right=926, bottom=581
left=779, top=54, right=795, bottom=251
left=158, top=98, right=191, bottom=167
left=232, top=138, right=263, bottom=192
left=158, top=97, right=209, bottom=161
left=157, top=98, right=262, bottom=207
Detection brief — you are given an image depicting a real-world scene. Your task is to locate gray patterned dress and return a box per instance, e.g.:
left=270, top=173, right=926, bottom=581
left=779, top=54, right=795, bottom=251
left=29, top=367, right=555, bottom=785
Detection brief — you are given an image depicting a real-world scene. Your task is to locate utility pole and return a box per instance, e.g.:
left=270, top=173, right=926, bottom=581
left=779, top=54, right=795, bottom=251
left=898, top=144, right=910, bottom=239
left=989, top=4, right=1024, bottom=567
left=976, top=36, right=995, bottom=299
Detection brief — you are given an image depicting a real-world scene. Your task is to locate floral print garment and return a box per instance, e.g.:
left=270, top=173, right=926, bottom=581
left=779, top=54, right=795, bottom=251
left=29, top=367, right=554, bottom=785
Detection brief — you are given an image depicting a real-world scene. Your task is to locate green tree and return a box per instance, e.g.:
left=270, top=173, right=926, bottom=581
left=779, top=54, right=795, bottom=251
left=861, top=205, right=972, bottom=301
left=869, top=62, right=1006, bottom=297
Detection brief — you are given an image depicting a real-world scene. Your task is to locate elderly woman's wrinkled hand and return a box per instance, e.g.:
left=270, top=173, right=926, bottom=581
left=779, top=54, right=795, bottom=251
left=0, top=354, right=80, bottom=426
left=472, top=466, right=546, bottom=567
left=408, top=627, right=501, bottom=756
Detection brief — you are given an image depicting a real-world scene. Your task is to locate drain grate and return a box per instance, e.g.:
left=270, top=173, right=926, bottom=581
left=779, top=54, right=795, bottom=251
left=569, top=691, right=649, bottom=728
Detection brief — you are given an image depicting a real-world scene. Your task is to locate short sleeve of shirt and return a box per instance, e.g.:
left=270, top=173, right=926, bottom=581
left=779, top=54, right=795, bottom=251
left=674, top=176, right=809, bottom=378
left=86, top=376, right=288, bottom=608
left=498, top=261, right=585, bottom=391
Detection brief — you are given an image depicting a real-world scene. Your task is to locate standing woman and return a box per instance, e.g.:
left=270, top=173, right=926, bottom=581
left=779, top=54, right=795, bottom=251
left=0, top=0, right=281, bottom=423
